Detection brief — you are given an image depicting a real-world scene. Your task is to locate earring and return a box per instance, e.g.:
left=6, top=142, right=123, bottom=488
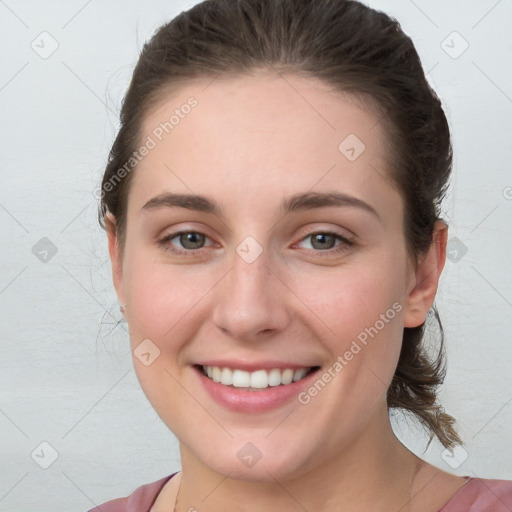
left=119, top=303, right=127, bottom=313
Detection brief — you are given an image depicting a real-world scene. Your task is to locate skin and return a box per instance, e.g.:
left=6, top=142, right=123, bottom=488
left=106, top=70, right=468, bottom=511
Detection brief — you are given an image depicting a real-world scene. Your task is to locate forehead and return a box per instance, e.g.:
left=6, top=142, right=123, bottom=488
left=131, top=70, right=402, bottom=224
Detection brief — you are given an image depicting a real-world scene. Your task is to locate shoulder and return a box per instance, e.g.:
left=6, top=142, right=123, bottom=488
left=439, top=477, right=512, bottom=512
left=87, top=474, right=177, bottom=512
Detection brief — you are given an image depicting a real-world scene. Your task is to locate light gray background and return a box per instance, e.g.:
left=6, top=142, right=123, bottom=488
left=0, top=1, right=511, bottom=511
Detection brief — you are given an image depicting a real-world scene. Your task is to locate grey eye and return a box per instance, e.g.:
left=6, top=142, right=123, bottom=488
left=179, top=232, right=206, bottom=249
left=309, top=233, right=337, bottom=250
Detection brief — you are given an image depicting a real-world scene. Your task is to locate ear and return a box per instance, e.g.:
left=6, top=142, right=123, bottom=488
left=403, top=220, right=447, bottom=328
left=105, top=213, right=126, bottom=307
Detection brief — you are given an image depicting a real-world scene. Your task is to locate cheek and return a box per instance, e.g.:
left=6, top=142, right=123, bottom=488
left=291, top=260, right=404, bottom=342
left=287, top=255, right=406, bottom=386
left=122, top=250, right=213, bottom=343
left=121, top=252, right=201, bottom=426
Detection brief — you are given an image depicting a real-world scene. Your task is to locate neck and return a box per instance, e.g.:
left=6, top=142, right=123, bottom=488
left=174, top=406, right=425, bottom=512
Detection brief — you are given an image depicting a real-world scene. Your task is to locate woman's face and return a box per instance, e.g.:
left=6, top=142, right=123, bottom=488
left=109, top=70, right=438, bottom=481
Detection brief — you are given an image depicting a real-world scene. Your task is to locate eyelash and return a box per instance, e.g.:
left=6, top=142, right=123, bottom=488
left=294, top=231, right=354, bottom=256
left=158, top=231, right=216, bottom=256
left=158, top=230, right=354, bottom=257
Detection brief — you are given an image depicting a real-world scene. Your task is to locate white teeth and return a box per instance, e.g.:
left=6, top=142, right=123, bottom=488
left=281, top=369, right=294, bottom=385
left=293, top=368, right=308, bottom=381
left=250, top=370, right=268, bottom=389
left=232, top=369, right=250, bottom=387
left=220, top=367, right=233, bottom=386
left=202, top=365, right=313, bottom=389
left=267, top=368, right=282, bottom=387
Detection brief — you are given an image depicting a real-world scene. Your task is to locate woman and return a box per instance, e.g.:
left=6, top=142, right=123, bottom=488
left=92, top=0, right=512, bottom=510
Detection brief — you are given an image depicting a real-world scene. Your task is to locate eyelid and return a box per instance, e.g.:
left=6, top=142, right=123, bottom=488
left=158, top=222, right=215, bottom=241
left=171, top=231, right=215, bottom=245
left=291, top=229, right=355, bottom=256
left=157, top=224, right=355, bottom=257
left=293, top=224, right=355, bottom=244
left=158, top=226, right=218, bottom=255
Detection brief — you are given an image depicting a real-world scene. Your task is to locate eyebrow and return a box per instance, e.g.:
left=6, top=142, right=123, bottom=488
left=142, top=193, right=220, bottom=215
left=141, top=191, right=381, bottom=221
left=282, top=191, right=380, bottom=220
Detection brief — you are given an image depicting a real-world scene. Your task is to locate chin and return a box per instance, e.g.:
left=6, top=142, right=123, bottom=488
left=193, top=435, right=318, bottom=483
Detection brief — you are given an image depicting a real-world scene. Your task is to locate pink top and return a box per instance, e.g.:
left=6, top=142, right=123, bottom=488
left=89, top=473, right=512, bottom=512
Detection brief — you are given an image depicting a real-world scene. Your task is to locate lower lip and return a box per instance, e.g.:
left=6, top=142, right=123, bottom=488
left=194, top=366, right=320, bottom=413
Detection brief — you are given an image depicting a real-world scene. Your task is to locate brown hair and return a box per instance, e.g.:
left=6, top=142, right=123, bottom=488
left=99, top=0, right=462, bottom=449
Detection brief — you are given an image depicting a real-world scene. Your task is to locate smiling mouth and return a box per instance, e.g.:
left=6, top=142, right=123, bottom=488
left=197, top=364, right=320, bottom=390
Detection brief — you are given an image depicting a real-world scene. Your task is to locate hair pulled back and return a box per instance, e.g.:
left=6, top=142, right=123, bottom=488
left=99, top=0, right=461, bottom=449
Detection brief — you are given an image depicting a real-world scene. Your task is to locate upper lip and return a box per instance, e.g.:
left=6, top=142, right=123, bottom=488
left=194, top=360, right=320, bottom=372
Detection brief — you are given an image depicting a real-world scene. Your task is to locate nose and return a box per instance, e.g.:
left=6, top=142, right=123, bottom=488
left=211, top=249, right=290, bottom=341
